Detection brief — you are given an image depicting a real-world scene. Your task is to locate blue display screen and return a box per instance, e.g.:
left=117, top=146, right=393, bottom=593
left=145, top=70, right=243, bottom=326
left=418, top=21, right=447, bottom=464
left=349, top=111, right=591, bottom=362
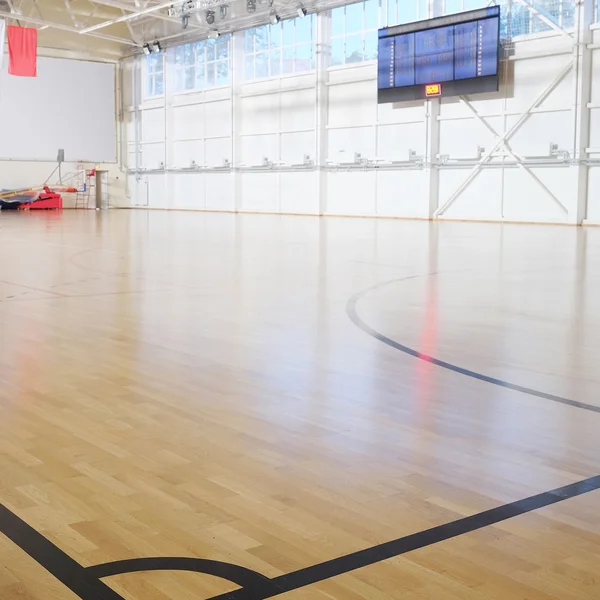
left=378, top=7, right=499, bottom=90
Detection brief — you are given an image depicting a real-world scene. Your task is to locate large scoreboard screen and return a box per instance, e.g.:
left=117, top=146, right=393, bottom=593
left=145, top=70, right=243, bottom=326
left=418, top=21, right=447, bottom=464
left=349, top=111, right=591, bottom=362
left=378, top=7, right=500, bottom=103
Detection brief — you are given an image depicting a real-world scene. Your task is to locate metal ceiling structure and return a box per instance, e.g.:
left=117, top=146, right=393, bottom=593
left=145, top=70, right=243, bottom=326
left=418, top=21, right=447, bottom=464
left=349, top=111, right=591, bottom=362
left=0, top=0, right=352, bottom=56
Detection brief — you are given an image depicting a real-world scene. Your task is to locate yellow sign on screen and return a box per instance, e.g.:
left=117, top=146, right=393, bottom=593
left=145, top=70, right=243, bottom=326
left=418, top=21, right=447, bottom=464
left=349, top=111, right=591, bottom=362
left=425, top=84, right=442, bottom=97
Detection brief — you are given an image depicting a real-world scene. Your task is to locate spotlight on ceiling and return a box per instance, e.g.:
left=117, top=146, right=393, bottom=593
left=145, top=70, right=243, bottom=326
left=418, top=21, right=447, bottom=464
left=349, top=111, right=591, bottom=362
left=152, top=41, right=162, bottom=53
left=246, top=0, right=256, bottom=12
left=269, top=11, right=280, bottom=24
left=182, top=13, right=189, bottom=28
left=167, top=5, right=175, bottom=16
left=143, top=43, right=151, bottom=55
left=206, top=9, right=215, bottom=24
left=297, top=6, right=307, bottom=17
left=219, top=4, right=228, bottom=19
left=208, top=29, right=220, bottom=39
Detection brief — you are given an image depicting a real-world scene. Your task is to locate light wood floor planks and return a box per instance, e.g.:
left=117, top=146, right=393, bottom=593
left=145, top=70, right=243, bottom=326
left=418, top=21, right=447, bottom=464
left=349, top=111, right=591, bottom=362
left=0, top=209, right=599, bottom=600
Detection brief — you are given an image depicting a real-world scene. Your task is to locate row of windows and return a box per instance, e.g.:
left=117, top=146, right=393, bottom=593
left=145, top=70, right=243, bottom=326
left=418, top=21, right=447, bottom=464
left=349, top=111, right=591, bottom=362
left=145, top=0, right=577, bottom=97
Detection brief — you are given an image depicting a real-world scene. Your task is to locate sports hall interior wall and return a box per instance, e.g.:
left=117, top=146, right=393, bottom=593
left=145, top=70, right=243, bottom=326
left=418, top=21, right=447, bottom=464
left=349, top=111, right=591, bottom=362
left=123, top=2, right=600, bottom=225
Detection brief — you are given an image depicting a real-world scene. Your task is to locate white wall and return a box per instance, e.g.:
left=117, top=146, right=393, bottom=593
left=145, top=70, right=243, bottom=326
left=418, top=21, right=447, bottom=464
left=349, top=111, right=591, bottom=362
left=0, top=52, right=126, bottom=207
left=123, top=2, right=599, bottom=225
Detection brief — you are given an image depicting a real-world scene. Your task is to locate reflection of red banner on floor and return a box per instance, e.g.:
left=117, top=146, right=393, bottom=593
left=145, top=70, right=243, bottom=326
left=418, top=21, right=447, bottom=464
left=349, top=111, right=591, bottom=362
left=7, top=26, right=38, bottom=77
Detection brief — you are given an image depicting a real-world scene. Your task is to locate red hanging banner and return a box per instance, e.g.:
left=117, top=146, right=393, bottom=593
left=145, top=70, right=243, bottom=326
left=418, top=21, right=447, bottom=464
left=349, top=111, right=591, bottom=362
left=7, top=26, right=38, bottom=77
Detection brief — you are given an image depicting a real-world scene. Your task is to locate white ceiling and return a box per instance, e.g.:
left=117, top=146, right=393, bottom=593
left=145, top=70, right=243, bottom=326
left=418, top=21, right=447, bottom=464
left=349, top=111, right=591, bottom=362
left=1, top=0, right=352, bottom=59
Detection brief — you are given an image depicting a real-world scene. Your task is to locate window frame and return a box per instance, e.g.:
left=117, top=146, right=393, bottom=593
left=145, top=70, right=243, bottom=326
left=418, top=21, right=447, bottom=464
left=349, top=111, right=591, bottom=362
left=144, top=53, right=165, bottom=99
left=243, top=15, right=317, bottom=82
left=170, top=35, right=232, bottom=95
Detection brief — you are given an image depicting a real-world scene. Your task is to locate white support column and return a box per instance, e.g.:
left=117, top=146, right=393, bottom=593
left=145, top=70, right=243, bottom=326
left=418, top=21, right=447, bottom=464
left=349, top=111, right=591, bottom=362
left=316, top=11, right=330, bottom=215
left=232, top=30, right=245, bottom=212
left=573, top=0, right=594, bottom=224
left=426, top=98, right=441, bottom=218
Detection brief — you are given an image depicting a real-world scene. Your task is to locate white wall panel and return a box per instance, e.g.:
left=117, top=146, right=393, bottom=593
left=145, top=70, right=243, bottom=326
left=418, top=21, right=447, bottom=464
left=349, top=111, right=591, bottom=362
left=508, top=112, right=572, bottom=157
left=171, top=173, right=206, bottom=209
left=206, top=138, right=232, bottom=166
left=327, top=172, right=376, bottom=215
left=240, top=173, right=279, bottom=212
left=281, top=90, right=315, bottom=131
left=281, top=132, right=315, bottom=164
left=328, top=80, right=376, bottom=127
left=205, top=174, right=234, bottom=210
left=376, top=171, right=429, bottom=218
left=172, top=140, right=204, bottom=168
left=328, top=126, right=375, bottom=162
left=503, top=168, right=573, bottom=222
left=171, top=104, right=204, bottom=140
left=280, top=173, right=319, bottom=214
left=378, top=123, right=426, bottom=160
left=241, top=94, right=280, bottom=134
left=141, top=144, right=165, bottom=169
left=141, top=108, right=165, bottom=142
left=586, top=168, right=600, bottom=223
left=205, top=101, right=232, bottom=138
left=241, top=134, right=279, bottom=165
left=439, top=117, right=502, bottom=158
left=439, top=170, right=503, bottom=221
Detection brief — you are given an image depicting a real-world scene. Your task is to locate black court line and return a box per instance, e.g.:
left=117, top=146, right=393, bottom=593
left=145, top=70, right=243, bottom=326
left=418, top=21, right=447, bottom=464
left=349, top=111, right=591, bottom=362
left=346, top=274, right=600, bottom=414
left=2, top=476, right=599, bottom=600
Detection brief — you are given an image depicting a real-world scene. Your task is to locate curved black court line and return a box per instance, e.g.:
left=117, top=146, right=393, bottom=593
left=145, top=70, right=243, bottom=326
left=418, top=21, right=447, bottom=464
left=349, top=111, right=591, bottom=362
left=2, top=475, right=599, bottom=600
left=346, top=274, right=600, bottom=414
left=86, top=557, right=274, bottom=592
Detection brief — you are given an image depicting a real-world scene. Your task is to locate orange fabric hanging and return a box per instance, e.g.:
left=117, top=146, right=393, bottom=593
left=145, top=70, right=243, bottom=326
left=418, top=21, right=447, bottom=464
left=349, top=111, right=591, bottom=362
left=7, top=26, right=38, bottom=77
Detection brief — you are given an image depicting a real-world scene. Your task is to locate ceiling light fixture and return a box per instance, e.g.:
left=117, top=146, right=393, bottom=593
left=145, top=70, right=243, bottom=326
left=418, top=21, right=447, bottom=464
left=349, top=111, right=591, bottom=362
left=246, top=0, right=256, bottom=12
left=219, top=4, right=228, bottom=19
left=152, top=40, right=162, bottom=53
left=297, top=6, right=307, bottom=17
left=206, top=9, right=215, bottom=24
left=208, top=29, right=220, bottom=38
left=269, top=11, right=280, bottom=24
left=143, top=43, right=151, bottom=55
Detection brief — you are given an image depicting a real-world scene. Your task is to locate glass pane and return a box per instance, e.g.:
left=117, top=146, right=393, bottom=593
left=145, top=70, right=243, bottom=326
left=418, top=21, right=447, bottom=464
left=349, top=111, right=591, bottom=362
left=365, top=0, right=378, bottom=30
left=270, top=22, right=281, bottom=47
left=255, top=52, right=269, bottom=78
left=255, top=25, right=268, bottom=51
left=206, top=62, right=215, bottom=86
left=175, top=68, right=184, bottom=92
left=194, top=40, right=205, bottom=63
left=283, top=46, right=294, bottom=74
left=364, top=30, right=377, bottom=60
left=464, top=0, right=487, bottom=8
left=444, top=0, right=462, bottom=15
left=270, top=50, right=281, bottom=76
left=384, top=0, right=395, bottom=26
left=295, top=43, right=311, bottom=72
left=331, top=6, right=344, bottom=36
left=184, top=66, right=195, bottom=90
left=283, top=19, right=294, bottom=45
left=346, top=2, right=363, bottom=33
left=295, top=13, right=312, bottom=42
left=331, top=36, right=344, bottom=66
left=154, top=73, right=164, bottom=95
left=216, top=35, right=229, bottom=59
left=175, top=46, right=184, bottom=66
left=419, top=0, right=426, bottom=19
left=399, top=0, right=418, bottom=22
left=244, top=28, right=255, bottom=53
left=244, top=54, right=254, bottom=80
left=206, top=39, right=215, bottom=61
left=195, top=62, right=205, bottom=89
left=184, top=43, right=194, bottom=65
left=216, top=60, right=229, bottom=85
left=345, top=33, right=363, bottom=63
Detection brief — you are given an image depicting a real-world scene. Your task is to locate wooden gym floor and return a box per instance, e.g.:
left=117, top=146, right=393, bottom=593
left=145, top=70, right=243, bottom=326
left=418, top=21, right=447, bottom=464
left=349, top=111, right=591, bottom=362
left=0, top=209, right=599, bottom=600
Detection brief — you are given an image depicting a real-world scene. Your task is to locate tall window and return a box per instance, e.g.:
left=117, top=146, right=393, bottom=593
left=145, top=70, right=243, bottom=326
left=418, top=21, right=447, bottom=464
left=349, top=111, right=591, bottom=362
left=383, top=0, right=427, bottom=27
left=171, top=35, right=231, bottom=93
left=145, top=53, right=164, bottom=98
left=330, top=0, right=380, bottom=66
left=444, top=0, right=575, bottom=37
left=243, top=14, right=316, bottom=81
